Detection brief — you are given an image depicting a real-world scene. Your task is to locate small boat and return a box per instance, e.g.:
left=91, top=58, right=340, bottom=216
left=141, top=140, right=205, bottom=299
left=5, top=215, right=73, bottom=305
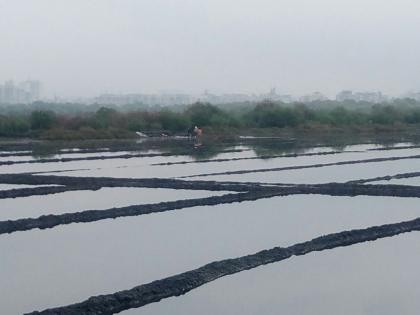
left=135, top=131, right=149, bottom=138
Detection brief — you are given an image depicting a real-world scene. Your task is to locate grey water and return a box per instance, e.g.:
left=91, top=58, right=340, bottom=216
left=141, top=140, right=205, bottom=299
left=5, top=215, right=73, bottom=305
left=1, top=139, right=420, bottom=314
left=0, top=187, right=226, bottom=221
left=128, top=232, right=420, bottom=315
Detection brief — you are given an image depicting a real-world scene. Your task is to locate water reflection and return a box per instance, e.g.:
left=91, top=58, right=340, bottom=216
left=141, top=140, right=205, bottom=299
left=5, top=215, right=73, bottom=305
left=5, top=131, right=420, bottom=160
left=2, top=135, right=420, bottom=314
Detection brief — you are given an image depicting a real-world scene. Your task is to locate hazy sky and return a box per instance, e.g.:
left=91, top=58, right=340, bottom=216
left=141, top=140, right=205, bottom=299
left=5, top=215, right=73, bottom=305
left=1, top=0, right=420, bottom=98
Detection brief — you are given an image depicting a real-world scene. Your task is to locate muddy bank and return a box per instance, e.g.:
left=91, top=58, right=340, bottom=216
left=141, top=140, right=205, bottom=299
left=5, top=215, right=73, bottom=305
left=0, top=152, right=187, bottom=166
left=0, top=186, right=94, bottom=199
left=181, top=154, right=420, bottom=178
left=3, top=182, right=420, bottom=235
left=4, top=172, right=420, bottom=200
left=0, top=145, right=248, bottom=159
left=151, top=150, right=358, bottom=166
left=0, top=148, right=118, bottom=157
left=0, top=190, right=287, bottom=235
left=0, top=151, right=33, bottom=157
left=304, top=183, right=420, bottom=198
left=27, top=217, right=420, bottom=315
left=0, top=148, right=252, bottom=166
left=0, top=174, right=264, bottom=193
left=367, top=144, right=420, bottom=151
left=347, top=171, right=420, bottom=184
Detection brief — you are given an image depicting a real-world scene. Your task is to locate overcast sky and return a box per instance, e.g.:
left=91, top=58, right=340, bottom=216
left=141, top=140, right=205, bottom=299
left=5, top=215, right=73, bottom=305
left=1, top=0, right=420, bottom=98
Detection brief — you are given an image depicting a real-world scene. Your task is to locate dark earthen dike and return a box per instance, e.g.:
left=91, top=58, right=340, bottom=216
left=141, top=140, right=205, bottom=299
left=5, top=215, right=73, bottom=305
left=0, top=148, right=248, bottom=165
left=0, top=190, right=286, bottom=235
left=151, top=150, right=356, bottom=166
left=2, top=173, right=420, bottom=235
left=26, top=217, right=420, bottom=315
left=0, top=174, right=263, bottom=196
left=181, top=154, right=420, bottom=178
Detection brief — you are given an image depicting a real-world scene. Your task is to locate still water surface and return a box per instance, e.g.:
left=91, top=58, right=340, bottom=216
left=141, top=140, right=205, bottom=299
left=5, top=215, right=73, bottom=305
left=1, top=195, right=420, bottom=314
left=1, top=140, right=420, bottom=314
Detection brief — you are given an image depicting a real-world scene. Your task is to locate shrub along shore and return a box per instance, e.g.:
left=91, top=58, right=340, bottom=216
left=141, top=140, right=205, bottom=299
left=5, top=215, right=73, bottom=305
left=1, top=99, right=420, bottom=140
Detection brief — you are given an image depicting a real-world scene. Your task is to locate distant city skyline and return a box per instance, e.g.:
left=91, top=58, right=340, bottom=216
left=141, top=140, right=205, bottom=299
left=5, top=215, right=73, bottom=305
left=0, top=80, right=42, bottom=104
left=1, top=76, right=418, bottom=100
left=3, top=77, right=420, bottom=105
left=2, top=0, right=420, bottom=100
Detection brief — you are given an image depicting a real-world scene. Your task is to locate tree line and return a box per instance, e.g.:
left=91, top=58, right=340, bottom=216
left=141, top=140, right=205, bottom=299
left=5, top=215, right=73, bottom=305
left=2, top=100, right=420, bottom=138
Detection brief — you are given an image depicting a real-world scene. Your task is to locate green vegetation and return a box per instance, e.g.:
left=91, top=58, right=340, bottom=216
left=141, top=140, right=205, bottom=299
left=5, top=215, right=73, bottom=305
left=2, top=100, right=420, bottom=139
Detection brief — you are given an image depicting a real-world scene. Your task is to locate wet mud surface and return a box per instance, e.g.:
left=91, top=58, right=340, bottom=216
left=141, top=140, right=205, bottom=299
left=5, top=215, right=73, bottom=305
left=151, top=150, right=356, bottom=166
left=2, top=173, right=420, bottom=236
left=0, top=190, right=283, bottom=235
left=347, top=171, right=420, bottom=184
left=367, top=144, right=420, bottom=151
left=0, top=146, right=248, bottom=159
left=181, top=154, right=420, bottom=178
left=0, top=152, right=201, bottom=166
left=0, top=174, right=262, bottom=194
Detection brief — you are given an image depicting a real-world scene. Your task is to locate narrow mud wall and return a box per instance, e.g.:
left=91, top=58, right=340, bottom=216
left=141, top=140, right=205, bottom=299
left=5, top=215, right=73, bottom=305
left=0, top=174, right=263, bottom=193
left=0, top=186, right=94, bottom=199
left=0, top=190, right=285, bottom=235
left=367, top=145, right=420, bottom=151
left=151, top=150, right=355, bottom=166
left=347, top=171, right=420, bottom=184
left=182, top=154, right=420, bottom=178
left=0, top=152, right=183, bottom=166
left=0, top=148, right=248, bottom=164
left=3, top=182, right=420, bottom=235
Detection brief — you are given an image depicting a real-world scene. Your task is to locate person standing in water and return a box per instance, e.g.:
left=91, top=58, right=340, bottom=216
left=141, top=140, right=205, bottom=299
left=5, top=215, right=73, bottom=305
left=194, top=126, right=203, bottom=137
left=188, top=126, right=203, bottom=138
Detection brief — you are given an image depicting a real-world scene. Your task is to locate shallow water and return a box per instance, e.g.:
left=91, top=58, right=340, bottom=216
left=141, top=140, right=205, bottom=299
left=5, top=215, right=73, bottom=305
left=128, top=232, right=420, bottom=315
left=0, top=187, right=226, bottom=221
left=1, top=195, right=420, bottom=314
left=35, top=145, right=420, bottom=180
left=198, top=159, right=420, bottom=184
left=1, top=139, right=420, bottom=314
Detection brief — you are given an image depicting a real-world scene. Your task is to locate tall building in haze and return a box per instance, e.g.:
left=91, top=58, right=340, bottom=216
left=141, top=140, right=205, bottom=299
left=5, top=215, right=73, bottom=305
left=0, top=80, right=42, bottom=104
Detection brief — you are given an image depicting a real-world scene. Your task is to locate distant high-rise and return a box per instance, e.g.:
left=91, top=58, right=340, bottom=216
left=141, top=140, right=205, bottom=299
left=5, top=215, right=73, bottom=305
left=336, top=90, right=354, bottom=102
left=299, top=91, right=328, bottom=103
left=0, top=80, right=42, bottom=104
left=20, top=80, right=42, bottom=101
left=4, top=81, right=16, bottom=103
left=404, top=91, right=420, bottom=101
left=336, top=90, right=387, bottom=103
left=269, top=87, right=277, bottom=97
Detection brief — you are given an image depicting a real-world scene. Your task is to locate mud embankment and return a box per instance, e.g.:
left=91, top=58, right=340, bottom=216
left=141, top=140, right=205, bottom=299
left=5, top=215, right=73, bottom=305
left=0, top=152, right=185, bottom=166
left=3, top=171, right=420, bottom=200
left=304, top=182, right=420, bottom=198
left=3, top=182, right=420, bottom=235
left=181, top=154, right=420, bottom=178
left=347, top=171, right=420, bottom=184
left=0, top=174, right=263, bottom=195
left=0, top=190, right=286, bottom=235
left=0, top=148, right=120, bottom=157
left=26, top=216, right=420, bottom=315
left=367, top=144, right=420, bottom=151
left=151, top=150, right=359, bottom=166
left=0, top=151, right=34, bottom=157
left=0, top=186, right=92, bottom=199
left=0, top=148, right=249, bottom=164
